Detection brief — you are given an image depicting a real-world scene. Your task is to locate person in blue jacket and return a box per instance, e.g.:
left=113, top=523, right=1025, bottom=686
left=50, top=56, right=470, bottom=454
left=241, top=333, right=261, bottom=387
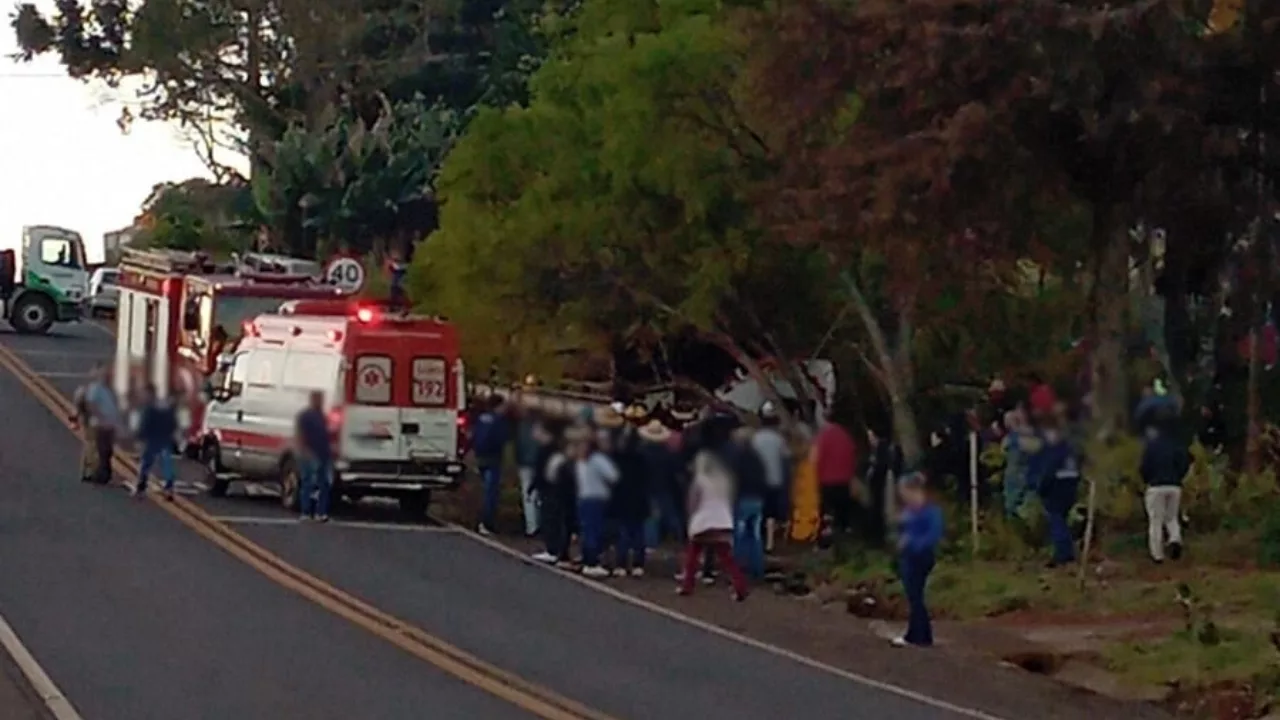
left=471, top=395, right=510, bottom=535
left=893, top=472, right=943, bottom=648
left=1025, top=417, right=1081, bottom=568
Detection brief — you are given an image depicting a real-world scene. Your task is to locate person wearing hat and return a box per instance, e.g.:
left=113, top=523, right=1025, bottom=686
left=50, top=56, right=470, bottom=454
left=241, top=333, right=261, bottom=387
left=639, top=420, right=685, bottom=548
left=594, top=405, right=626, bottom=430
left=893, top=472, right=943, bottom=647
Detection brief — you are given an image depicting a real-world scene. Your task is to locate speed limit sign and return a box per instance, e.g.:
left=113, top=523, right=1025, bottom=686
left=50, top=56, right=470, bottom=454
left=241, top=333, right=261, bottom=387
left=325, top=257, right=365, bottom=293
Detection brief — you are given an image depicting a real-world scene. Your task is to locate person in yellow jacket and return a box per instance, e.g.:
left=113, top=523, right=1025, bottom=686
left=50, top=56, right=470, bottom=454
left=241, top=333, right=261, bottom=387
left=789, top=434, right=822, bottom=543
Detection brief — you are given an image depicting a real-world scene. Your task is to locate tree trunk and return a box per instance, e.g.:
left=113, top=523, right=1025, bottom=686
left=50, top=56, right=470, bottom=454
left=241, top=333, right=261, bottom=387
left=1244, top=327, right=1262, bottom=474
left=838, top=270, right=923, bottom=468
left=1089, top=206, right=1132, bottom=436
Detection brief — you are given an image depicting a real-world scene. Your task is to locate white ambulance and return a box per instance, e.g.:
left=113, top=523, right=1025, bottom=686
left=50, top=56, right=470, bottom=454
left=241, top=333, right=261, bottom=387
left=201, top=300, right=467, bottom=517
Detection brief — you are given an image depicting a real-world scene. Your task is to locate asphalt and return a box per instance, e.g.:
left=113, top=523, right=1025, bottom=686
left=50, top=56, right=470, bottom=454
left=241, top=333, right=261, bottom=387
left=0, top=319, right=1150, bottom=720
left=0, top=329, right=531, bottom=720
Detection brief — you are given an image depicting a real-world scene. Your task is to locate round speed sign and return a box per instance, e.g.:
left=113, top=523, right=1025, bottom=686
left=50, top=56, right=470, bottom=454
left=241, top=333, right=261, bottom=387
left=325, top=257, right=366, bottom=293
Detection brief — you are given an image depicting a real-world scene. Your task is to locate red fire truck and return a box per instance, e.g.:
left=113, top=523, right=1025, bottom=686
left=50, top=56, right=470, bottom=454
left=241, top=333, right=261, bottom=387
left=113, top=247, right=350, bottom=455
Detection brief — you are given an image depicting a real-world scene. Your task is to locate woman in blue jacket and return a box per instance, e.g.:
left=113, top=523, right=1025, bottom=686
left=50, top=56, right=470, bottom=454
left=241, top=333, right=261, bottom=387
left=893, top=472, right=944, bottom=648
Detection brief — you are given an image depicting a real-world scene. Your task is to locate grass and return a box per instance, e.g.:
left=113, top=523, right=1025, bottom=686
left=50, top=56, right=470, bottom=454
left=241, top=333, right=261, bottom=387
left=825, top=530, right=1280, bottom=713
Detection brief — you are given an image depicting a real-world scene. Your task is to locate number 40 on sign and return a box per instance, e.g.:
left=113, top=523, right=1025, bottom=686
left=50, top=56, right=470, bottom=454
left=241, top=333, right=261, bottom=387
left=325, top=257, right=366, bottom=293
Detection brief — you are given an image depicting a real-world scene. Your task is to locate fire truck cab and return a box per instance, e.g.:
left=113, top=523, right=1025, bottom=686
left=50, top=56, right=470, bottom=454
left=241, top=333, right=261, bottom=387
left=202, top=301, right=467, bottom=517
left=113, top=246, right=349, bottom=453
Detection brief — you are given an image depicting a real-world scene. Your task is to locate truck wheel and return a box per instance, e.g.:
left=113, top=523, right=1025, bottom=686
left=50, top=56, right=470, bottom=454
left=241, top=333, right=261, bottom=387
left=278, top=457, right=300, bottom=511
left=398, top=491, right=432, bottom=520
left=203, top=442, right=230, bottom=498
left=11, top=294, right=54, bottom=335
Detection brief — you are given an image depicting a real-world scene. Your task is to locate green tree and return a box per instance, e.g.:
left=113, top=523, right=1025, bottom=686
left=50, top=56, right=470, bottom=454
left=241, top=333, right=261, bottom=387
left=415, top=0, right=832, bottom=412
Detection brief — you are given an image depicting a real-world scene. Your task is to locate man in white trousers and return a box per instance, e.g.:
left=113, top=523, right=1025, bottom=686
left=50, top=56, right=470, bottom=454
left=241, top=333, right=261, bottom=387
left=1138, top=423, right=1190, bottom=563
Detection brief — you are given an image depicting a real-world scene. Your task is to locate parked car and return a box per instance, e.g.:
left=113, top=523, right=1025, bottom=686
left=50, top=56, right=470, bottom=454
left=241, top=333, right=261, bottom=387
left=88, top=267, right=119, bottom=317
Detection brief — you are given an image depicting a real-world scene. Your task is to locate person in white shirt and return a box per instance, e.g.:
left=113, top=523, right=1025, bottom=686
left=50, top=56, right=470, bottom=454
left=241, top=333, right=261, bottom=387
left=751, top=401, right=792, bottom=551
left=573, top=425, right=619, bottom=578
left=679, top=445, right=748, bottom=600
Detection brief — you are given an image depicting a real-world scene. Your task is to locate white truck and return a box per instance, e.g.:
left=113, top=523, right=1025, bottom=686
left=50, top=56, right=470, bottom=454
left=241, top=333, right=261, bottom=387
left=0, top=226, right=89, bottom=334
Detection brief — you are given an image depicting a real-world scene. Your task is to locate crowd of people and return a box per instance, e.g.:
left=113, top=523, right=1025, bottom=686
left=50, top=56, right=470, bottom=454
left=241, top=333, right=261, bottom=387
left=467, top=394, right=947, bottom=647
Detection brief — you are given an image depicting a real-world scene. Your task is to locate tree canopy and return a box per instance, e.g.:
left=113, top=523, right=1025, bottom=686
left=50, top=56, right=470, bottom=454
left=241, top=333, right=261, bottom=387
left=15, top=0, right=1280, bottom=460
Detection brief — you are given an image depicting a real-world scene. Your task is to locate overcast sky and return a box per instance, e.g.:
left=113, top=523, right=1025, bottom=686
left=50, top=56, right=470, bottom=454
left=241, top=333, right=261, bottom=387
left=0, top=2, right=240, bottom=261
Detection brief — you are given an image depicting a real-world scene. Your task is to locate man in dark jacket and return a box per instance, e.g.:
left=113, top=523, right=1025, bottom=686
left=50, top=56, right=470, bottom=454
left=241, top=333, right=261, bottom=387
left=471, top=395, right=510, bottom=535
left=1140, top=424, right=1189, bottom=563
left=861, top=423, right=903, bottom=548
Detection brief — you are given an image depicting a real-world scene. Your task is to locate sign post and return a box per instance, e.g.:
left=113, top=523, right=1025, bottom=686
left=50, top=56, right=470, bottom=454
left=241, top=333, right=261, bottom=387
left=324, top=256, right=366, bottom=294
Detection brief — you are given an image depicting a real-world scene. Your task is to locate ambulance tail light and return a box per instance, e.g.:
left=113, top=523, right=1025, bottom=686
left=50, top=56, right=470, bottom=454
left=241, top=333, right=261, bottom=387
left=327, top=407, right=344, bottom=432
left=355, top=306, right=376, bottom=323
left=326, top=330, right=344, bottom=343
left=456, top=413, right=471, bottom=456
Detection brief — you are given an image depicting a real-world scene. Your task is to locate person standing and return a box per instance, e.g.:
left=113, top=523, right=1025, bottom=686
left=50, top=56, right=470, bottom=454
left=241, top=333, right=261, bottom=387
left=729, top=426, right=767, bottom=579
left=1027, top=419, right=1081, bottom=567
left=70, top=380, right=96, bottom=483
left=515, top=409, right=542, bottom=537
left=133, top=384, right=179, bottom=499
left=862, top=421, right=903, bottom=548
left=751, top=402, right=791, bottom=553
left=83, top=364, right=121, bottom=485
left=1140, top=423, right=1189, bottom=562
left=472, top=395, right=510, bottom=536
left=1001, top=407, right=1031, bottom=517
left=294, top=390, right=334, bottom=522
left=530, top=420, right=569, bottom=564
left=892, top=472, right=943, bottom=648
left=609, top=422, right=650, bottom=576
left=814, top=410, right=857, bottom=535
left=639, top=419, right=683, bottom=548
left=574, top=426, right=619, bottom=578
left=679, top=441, right=748, bottom=601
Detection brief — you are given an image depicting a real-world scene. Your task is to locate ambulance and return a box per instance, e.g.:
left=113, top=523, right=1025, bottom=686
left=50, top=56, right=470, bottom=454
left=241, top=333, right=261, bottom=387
left=113, top=246, right=349, bottom=453
left=200, top=300, right=467, bottom=517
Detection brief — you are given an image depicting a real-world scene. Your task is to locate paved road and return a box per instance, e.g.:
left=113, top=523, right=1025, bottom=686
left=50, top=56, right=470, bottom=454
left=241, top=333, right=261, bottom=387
left=0, top=320, right=1163, bottom=720
left=0, top=339, right=533, bottom=720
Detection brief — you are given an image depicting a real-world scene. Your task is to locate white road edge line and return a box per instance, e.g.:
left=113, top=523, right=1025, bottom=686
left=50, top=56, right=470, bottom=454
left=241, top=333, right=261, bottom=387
left=209, top=515, right=455, bottom=533
left=0, top=610, right=83, bottom=720
left=436, top=516, right=1008, bottom=720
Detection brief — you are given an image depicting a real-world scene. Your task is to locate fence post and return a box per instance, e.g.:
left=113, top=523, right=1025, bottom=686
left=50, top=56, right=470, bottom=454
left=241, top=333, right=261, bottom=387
left=969, top=431, right=980, bottom=558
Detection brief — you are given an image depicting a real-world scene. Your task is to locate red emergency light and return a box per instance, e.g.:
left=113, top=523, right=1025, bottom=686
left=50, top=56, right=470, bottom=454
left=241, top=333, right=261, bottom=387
left=356, top=307, right=376, bottom=323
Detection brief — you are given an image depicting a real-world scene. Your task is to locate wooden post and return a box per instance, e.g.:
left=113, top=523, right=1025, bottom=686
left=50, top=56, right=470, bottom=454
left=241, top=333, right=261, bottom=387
left=969, top=431, right=980, bottom=558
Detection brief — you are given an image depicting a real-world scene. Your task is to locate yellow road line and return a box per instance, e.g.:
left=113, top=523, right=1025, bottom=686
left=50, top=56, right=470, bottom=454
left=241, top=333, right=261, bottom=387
left=0, top=342, right=616, bottom=720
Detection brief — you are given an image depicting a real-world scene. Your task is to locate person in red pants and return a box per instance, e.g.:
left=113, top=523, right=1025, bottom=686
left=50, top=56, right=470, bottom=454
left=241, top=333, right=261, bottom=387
left=678, top=439, right=748, bottom=601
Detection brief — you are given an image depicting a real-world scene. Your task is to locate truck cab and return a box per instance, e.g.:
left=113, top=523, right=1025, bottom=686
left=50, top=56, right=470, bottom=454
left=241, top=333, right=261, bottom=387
left=0, top=226, right=88, bottom=334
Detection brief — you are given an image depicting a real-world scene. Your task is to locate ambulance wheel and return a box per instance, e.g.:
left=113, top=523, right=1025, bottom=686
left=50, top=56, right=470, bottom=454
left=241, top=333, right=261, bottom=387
left=11, top=294, right=54, bottom=335
left=279, top=457, right=300, bottom=511
left=398, top=491, right=432, bottom=519
left=203, top=443, right=230, bottom=498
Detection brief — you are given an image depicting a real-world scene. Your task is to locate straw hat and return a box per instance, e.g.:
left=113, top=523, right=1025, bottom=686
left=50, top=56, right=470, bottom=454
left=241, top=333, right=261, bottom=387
left=594, top=406, right=625, bottom=428
left=623, top=402, right=649, bottom=423
left=669, top=406, right=696, bottom=424
left=638, top=419, right=672, bottom=443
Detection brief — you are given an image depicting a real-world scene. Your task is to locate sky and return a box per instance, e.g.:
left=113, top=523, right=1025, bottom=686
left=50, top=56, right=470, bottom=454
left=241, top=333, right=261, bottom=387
left=0, top=5, right=242, bottom=262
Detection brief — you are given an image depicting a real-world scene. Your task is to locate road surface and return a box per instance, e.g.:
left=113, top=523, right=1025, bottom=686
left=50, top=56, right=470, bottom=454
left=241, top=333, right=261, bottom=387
left=0, top=320, right=1171, bottom=719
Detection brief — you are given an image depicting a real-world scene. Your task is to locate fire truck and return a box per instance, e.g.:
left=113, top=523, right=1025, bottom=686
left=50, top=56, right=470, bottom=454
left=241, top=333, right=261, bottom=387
left=202, top=300, right=466, bottom=516
left=113, top=246, right=350, bottom=455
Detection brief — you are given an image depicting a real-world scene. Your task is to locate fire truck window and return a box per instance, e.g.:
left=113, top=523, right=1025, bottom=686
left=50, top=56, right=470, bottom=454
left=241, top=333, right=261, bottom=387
left=214, top=296, right=292, bottom=340
left=412, top=357, right=447, bottom=406
left=283, top=352, right=340, bottom=392
left=355, top=355, right=392, bottom=405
